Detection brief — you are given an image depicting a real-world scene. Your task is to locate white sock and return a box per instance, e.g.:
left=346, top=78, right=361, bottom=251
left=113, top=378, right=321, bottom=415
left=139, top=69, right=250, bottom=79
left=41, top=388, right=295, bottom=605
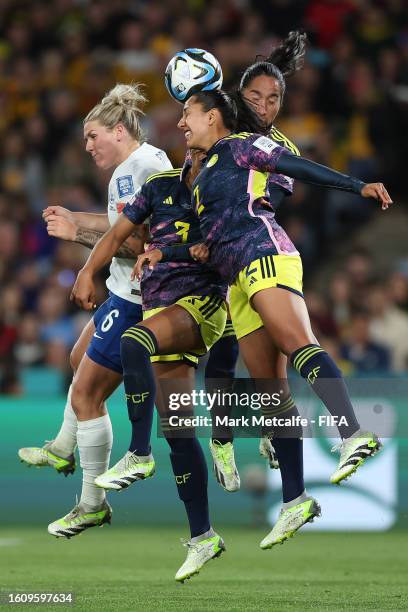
left=191, top=528, right=216, bottom=543
left=52, top=385, right=78, bottom=457
left=77, top=413, right=113, bottom=510
left=282, top=490, right=309, bottom=511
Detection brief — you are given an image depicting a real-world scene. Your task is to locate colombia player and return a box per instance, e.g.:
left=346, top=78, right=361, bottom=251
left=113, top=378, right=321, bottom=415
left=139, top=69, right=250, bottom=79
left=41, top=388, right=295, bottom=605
left=70, top=151, right=227, bottom=582
left=177, top=89, right=391, bottom=547
left=207, top=32, right=308, bottom=497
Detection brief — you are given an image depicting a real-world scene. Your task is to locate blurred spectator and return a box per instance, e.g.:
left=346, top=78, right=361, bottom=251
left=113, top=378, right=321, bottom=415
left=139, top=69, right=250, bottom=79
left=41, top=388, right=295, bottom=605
left=341, top=311, right=391, bottom=374
left=368, top=285, right=408, bottom=372
left=305, top=289, right=338, bottom=339
left=14, top=313, right=45, bottom=367
left=329, top=273, right=352, bottom=332
left=0, top=0, right=407, bottom=393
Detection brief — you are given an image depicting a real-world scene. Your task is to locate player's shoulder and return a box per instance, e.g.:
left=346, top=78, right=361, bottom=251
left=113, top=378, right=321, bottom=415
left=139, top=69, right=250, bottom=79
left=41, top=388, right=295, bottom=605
left=145, top=168, right=183, bottom=185
left=137, top=142, right=172, bottom=167
left=126, top=143, right=172, bottom=177
left=269, top=126, right=300, bottom=156
left=222, top=131, right=253, bottom=142
left=222, top=132, right=284, bottom=157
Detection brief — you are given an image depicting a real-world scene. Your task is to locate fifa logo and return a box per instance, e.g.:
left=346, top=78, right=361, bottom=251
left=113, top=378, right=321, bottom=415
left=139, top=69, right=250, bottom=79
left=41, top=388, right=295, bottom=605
left=175, top=472, right=191, bottom=484
left=307, top=366, right=321, bottom=385
left=125, top=392, right=150, bottom=403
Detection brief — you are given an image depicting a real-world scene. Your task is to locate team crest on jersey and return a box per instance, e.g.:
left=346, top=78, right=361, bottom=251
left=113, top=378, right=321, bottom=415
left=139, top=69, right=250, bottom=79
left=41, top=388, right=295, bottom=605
left=253, top=136, right=278, bottom=154
left=206, top=154, right=218, bottom=168
left=116, top=202, right=126, bottom=213
left=116, top=175, right=135, bottom=198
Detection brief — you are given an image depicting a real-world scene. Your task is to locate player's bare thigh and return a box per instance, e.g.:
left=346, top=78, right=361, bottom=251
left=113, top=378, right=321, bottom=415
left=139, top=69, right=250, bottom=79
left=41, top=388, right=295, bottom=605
left=251, top=287, right=318, bottom=356
left=71, top=354, right=122, bottom=421
left=70, top=317, right=96, bottom=373
left=140, top=305, right=205, bottom=355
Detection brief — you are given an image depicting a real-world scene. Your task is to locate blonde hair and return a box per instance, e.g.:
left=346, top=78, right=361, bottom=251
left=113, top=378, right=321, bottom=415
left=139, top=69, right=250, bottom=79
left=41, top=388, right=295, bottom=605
left=84, top=83, right=147, bottom=141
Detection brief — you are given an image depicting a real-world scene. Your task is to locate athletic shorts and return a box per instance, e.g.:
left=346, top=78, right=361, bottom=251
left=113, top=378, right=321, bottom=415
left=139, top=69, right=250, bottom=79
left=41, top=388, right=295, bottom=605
left=87, top=293, right=143, bottom=374
left=144, top=294, right=227, bottom=367
left=229, top=254, right=303, bottom=340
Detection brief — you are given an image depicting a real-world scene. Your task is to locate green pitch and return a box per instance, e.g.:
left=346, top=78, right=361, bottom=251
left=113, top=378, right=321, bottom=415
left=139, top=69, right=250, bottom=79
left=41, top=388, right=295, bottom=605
left=0, top=527, right=407, bottom=611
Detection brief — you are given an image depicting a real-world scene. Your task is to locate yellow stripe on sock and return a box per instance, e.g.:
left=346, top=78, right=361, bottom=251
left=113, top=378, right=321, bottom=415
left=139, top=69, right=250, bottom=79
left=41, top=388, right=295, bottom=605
left=125, top=327, right=156, bottom=354
left=122, top=331, right=155, bottom=355
left=296, top=348, right=325, bottom=372
left=293, top=346, right=320, bottom=371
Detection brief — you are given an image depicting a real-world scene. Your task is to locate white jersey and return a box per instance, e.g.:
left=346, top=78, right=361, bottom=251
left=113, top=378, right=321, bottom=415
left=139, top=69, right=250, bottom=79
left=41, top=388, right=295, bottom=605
left=106, top=143, right=172, bottom=303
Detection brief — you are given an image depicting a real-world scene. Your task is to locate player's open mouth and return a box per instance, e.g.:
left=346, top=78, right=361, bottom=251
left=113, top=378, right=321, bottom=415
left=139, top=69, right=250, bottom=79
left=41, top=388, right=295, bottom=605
left=184, top=130, right=192, bottom=140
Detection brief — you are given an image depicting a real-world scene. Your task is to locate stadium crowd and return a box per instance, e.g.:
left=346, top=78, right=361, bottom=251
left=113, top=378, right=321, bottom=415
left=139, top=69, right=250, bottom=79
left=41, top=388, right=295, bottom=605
left=1, top=0, right=408, bottom=392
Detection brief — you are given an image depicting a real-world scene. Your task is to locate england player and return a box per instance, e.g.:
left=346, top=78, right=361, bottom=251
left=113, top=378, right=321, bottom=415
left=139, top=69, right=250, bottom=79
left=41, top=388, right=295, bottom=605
left=18, top=83, right=172, bottom=537
left=177, top=89, right=391, bottom=547
left=70, top=150, right=227, bottom=581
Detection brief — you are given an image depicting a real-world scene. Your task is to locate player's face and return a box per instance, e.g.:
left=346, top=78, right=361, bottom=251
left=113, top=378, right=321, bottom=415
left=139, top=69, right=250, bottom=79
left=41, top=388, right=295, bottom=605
left=83, top=120, right=119, bottom=170
left=242, top=75, right=282, bottom=127
left=177, top=98, right=210, bottom=150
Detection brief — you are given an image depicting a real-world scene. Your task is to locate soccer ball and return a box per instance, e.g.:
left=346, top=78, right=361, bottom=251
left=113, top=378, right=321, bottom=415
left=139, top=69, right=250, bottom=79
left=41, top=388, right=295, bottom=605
left=164, top=48, right=223, bottom=103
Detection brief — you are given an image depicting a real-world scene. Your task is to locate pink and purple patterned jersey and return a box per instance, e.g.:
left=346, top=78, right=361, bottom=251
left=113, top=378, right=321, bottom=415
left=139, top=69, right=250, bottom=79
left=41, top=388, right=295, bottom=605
left=123, top=168, right=227, bottom=310
left=191, top=132, right=299, bottom=285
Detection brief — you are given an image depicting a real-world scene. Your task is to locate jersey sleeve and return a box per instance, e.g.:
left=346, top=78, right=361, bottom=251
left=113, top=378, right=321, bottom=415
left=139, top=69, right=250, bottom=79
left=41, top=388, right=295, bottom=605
left=228, top=134, right=289, bottom=173
left=123, top=182, right=153, bottom=225
left=275, top=155, right=365, bottom=194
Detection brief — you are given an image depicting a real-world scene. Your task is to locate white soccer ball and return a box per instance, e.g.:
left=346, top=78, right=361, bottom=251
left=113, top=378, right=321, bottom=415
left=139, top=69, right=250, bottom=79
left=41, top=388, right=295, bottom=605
left=164, top=48, right=223, bottom=103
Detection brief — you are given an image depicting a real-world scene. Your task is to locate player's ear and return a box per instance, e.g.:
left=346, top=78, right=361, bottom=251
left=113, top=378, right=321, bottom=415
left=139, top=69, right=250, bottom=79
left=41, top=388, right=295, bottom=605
left=114, top=122, right=125, bottom=141
left=207, top=108, right=217, bottom=127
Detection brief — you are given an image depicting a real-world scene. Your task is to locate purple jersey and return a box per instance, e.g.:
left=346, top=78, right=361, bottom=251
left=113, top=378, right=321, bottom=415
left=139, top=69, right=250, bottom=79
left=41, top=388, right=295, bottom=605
left=191, top=132, right=299, bottom=284
left=123, top=169, right=227, bottom=309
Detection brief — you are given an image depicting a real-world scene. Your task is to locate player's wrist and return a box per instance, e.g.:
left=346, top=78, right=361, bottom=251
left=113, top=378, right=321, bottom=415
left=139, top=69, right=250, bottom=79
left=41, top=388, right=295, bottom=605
left=80, top=265, right=94, bottom=278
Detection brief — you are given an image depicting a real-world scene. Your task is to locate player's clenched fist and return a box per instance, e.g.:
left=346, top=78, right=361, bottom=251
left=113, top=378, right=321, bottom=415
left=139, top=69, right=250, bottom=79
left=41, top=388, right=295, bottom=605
left=45, top=214, right=77, bottom=241
left=189, top=243, right=209, bottom=263
left=42, top=205, right=75, bottom=222
left=132, top=249, right=163, bottom=281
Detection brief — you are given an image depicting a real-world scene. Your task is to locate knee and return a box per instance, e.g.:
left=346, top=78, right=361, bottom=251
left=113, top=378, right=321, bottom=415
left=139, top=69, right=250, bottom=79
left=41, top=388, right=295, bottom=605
left=70, top=377, right=97, bottom=419
left=277, top=329, right=316, bottom=357
left=70, top=343, right=82, bottom=373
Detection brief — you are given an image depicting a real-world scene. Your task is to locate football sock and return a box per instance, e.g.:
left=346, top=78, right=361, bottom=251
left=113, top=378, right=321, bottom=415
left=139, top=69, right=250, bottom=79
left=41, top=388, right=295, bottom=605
left=121, top=326, right=158, bottom=456
left=77, top=414, right=112, bottom=510
left=263, top=395, right=305, bottom=503
left=52, top=385, right=78, bottom=457
left=291, top=344, right=360, bottom=439
left=191, top=527, right=216, bottom=543
left=167, top=437, right=210, bottom=538
left=282, top=489, right=309, bottom=511
left=205, top=324, right=239, bottom=444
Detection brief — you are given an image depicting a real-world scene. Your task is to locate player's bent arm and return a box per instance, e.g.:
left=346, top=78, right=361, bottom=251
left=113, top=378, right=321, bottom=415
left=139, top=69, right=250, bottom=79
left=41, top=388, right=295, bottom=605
left=82, top=214, right=142, bottom=277
left=43, top=206, right=110, bottom=232
left=71, top=212, right=110, bottom=232
left=75, top=225, right=148, bottom=258
left=45, top=212, right=147, bottom=258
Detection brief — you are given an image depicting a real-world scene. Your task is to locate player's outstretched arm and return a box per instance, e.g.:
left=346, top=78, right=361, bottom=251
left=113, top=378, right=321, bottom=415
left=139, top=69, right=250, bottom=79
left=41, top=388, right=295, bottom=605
left=275, top=154, right=393, bottom=209
left=71, top=215, right=143, bottom=310
left=236, top=136, right=393, bottom=209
